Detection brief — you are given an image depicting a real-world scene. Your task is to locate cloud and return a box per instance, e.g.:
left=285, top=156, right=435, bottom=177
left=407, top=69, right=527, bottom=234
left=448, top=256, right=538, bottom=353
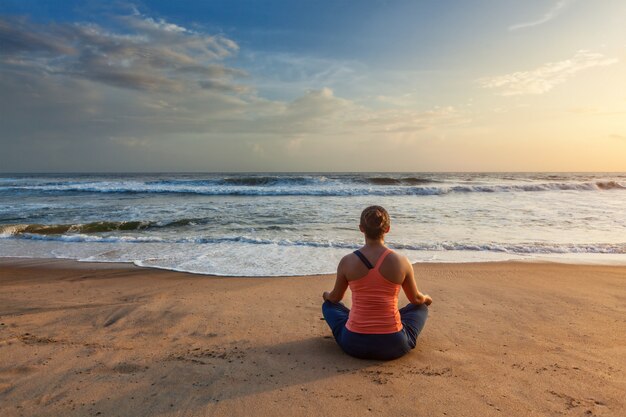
left=0, top=10, right=469, bottom=172
left=349, top=106, right=466, bottom=134
left=198, top=79, right=251, bottom=93
left=479, top=50, right=618, bottom=96
left=183, top=87, right=355, bottom=136
left=242, top=50, right=367, bottom=101
left=509, top=0, right=573, bottom=31
left=0, top=13, right=245, bottom=93
left=610, top=134, right=626, bottom=141
left=205, top=88, right=467, bottom=137
left=0, top=17, right=75, bottom=55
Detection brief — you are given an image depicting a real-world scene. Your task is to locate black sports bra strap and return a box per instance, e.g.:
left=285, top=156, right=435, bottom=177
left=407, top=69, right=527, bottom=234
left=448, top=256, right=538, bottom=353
left=353, top=250, right=374, bottom=269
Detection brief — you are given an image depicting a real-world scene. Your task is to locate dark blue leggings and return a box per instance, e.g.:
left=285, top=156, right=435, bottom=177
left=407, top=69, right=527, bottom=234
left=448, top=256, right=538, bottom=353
left=322, top=300, right=428, bottom=360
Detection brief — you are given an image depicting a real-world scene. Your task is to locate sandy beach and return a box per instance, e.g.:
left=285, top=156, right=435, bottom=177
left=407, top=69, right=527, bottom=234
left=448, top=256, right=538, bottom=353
left=0, top=258, right=624, bottom=417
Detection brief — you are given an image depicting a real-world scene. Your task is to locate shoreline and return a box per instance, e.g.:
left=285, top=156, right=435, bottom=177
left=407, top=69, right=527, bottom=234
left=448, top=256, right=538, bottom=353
left=3, top=254, right=626, bottom=278
left=1, top=258, right=625, bottom=416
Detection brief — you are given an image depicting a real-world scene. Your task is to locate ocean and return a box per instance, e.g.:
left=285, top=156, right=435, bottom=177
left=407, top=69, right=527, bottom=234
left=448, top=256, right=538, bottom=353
left=1, top=172, right=625, bottom=276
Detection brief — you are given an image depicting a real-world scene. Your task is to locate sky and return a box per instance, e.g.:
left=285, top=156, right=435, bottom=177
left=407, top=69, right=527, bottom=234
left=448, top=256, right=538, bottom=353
left=1, top=0, right=625, bottom=172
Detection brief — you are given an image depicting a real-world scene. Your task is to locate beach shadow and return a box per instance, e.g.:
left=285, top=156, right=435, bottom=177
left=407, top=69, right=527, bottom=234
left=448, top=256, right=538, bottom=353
left=80, top=336, right=388, bottom=417
left=165, top=335, right=384, bottom=398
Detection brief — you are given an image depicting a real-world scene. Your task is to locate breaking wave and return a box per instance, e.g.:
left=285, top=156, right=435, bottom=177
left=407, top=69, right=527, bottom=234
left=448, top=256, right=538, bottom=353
left=2, top=226, right=624, bottom=255
left=0, top=219, right=210, bottom=238
left=1, top=180, right=624, bottom=196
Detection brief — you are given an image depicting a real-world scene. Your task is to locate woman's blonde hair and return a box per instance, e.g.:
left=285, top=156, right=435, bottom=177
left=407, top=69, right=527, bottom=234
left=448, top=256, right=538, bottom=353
left=360, top=205, right=390, bottom=239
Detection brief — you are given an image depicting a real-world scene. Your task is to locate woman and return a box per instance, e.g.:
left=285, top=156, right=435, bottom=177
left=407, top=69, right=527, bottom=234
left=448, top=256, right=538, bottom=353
left=322, top=205, right=432, bottom=360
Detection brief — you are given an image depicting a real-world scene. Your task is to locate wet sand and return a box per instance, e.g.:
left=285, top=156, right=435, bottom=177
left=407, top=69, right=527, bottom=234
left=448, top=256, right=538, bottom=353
left=0, top=258, right=625, bottom=417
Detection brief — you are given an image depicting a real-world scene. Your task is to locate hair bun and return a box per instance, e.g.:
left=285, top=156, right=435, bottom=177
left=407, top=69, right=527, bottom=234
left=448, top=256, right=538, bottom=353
left=360, top=205, right=390, bottom=239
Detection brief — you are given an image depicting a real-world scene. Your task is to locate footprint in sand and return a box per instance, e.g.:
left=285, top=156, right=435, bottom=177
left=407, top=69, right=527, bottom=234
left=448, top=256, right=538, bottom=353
left=112, top=363, right=145, bottom=374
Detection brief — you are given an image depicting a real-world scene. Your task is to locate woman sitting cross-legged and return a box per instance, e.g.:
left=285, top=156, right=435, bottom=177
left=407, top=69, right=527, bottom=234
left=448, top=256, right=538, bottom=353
left=322, top=205, right=432, bottom=360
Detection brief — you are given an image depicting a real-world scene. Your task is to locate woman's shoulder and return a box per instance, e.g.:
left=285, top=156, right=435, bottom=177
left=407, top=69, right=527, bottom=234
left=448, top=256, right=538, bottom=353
left=339, top=251, right=357, bottom=264
left=378, top=249, right=412, bottom=279
left=337, top=252, right=357, bottom=271
left=382, top=249, right=409, bottom=268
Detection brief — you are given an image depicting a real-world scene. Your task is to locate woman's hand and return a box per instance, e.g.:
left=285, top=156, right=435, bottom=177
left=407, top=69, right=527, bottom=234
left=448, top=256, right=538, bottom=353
left=412, top=293, right=433, bottom=306
left=422, top=294, right=433, bottom=306
left=322, top=291, right=330, bottom=301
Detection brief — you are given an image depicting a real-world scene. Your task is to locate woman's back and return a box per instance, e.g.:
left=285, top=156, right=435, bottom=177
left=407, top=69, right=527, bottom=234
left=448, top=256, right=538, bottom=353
left=345, top=248, right=404, bottom=334
left=342, top=247, right=406, bottom=284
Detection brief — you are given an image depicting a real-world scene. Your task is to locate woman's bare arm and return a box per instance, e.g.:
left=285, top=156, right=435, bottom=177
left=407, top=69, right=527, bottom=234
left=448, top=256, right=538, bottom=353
left=401, top=256, right=432, bottom=305
left=323, top=257, right=349, bottom=303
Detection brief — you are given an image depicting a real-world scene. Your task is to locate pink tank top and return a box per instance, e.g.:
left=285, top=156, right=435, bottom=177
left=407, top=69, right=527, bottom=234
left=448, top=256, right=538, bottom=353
left=345, top=249, right=403, bottom=334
